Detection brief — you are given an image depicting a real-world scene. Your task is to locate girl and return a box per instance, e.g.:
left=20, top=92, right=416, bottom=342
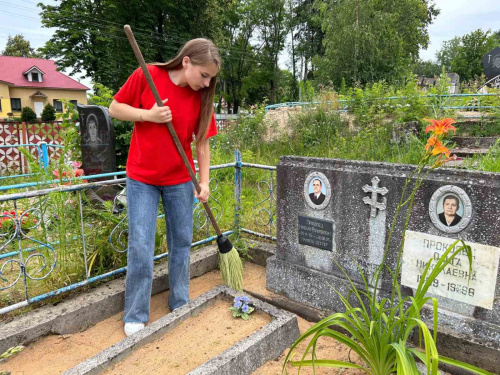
left=109, top=38, right=220, bottom=336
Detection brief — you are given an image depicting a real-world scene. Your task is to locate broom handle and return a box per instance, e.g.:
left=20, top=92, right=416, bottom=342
left=124, top=25, right=222, bottom=237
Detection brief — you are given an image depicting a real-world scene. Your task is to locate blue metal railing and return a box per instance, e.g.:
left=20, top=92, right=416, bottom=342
left=0, top=150, right=276, bottom=314
left=265, top=93, right=500, bottom=113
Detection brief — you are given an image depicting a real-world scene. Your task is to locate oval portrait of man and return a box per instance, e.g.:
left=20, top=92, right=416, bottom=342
left=304, top=172, right=331, bottom=210
left=429, top=185, right=472, bottom=233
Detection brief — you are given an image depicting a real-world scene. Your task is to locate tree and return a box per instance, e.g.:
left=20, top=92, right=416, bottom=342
left=1, top=34, right=39, bottom=57
left=412, top=59, right=442, bottom=77
left=21, top=107, right=37, bottom=123
left=435, top=36, right=461, bottom=71
left=292, top=0, right=324, bottom=82
left=38, top=0, right=230, bottom=91
left=255, top=0, right=287, bottom=103
left=41, top=103, right=56, bottom=122
left=218, top=0, right=262, bottom=113
left=315, top=0, right=439, bottom=88
left=437, top=29, right=500, bottom=81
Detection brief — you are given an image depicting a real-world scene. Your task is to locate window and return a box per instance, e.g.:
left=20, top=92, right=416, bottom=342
left=70, top=100, right=77, bottom=107
left=31, top=72, right=39, bottom=81
left=10, top=98, right=21, bottom=111
left=53, top=99, right=63, bottom=112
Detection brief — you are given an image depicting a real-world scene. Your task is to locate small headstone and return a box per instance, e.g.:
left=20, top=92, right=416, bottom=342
left=77, top=104, right=116, bottom=176
left=447, top=73, right=460, bottom=94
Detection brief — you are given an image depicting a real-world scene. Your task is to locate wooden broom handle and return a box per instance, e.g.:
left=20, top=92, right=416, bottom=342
left=124, top=25, right=222, bottom=236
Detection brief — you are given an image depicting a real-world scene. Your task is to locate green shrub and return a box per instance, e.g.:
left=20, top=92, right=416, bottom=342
left=21, top=106, right=37, bottom=122
left=41, top=103, right=56, bottom=121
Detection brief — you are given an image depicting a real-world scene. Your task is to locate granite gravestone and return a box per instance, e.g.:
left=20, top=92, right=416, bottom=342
left=77, top=104, right=116, bottom=176
left=483, top=47, right=500, bottom=88
left=266, top=156, right=500, bottom=372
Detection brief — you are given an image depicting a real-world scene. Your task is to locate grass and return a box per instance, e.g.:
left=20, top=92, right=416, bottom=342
left=2, top=93, right=500, bottom=312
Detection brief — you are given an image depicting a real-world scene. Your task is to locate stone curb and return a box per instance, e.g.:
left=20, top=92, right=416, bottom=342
left=64, top=285, right=300, bottom=375
left=0, top=245, right=218, bottom=354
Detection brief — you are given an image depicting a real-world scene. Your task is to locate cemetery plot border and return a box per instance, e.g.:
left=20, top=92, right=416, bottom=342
left=65, top=285, right=300, bottom=375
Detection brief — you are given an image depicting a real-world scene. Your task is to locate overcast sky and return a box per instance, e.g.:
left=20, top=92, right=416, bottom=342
left=1, top=0, right=499, bottom=89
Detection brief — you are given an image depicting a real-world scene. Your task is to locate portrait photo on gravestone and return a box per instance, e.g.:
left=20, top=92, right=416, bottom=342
left=429, top=185, right=472, bottom=233
left=303, top=171, right=331, bottom=210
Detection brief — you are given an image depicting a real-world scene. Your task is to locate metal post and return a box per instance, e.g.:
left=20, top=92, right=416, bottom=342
left=40, top=142, right=49, bottom=172
left=234, top=149, right=242, bottom=232
left=269, top=170, right=274, bottom=237
left=78, top=191, right=89, bottom=278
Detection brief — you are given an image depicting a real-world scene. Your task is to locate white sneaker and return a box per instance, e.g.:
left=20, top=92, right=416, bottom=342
left=124, top=322, right=145, bottom=336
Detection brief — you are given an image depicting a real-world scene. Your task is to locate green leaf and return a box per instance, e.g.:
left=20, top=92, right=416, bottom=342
left=289, top=359, right=368, bottom=371
left=411, top=349, right=494, bottom=375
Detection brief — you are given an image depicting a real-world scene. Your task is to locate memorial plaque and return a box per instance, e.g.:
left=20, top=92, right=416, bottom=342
left=298, top=215, right=334, bottom=251
left=401, top=230, right=500, bottom=310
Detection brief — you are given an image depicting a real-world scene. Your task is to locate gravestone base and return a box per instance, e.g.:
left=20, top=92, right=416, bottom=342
left=267, top=255, right=500, bottom=373
left=266, top=255, right=364, bottom=312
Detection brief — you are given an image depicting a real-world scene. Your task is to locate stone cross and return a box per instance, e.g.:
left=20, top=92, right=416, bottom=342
left=362, top=176, right=388, bottom=218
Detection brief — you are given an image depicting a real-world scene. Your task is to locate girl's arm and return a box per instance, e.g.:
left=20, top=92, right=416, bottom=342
left=109, top=99, right=171, bottom=123
left=195, top=139, right=210, bottom=203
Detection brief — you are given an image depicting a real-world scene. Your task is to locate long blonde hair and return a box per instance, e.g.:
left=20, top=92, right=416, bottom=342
left=153, top=38, right=220, bottom=148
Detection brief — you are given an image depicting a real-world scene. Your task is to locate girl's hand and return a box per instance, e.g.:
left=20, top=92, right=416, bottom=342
left=195, top=182, right=210, bottom=203
left=146, top=98, right=172, bottom=123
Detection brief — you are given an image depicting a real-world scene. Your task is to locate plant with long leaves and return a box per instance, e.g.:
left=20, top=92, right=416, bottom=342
left=283, top=118, right=493, bottom=375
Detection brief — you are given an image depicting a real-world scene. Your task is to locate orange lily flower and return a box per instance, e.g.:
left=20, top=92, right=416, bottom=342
left=426, top=137, right=451, bottom=157
left=424, top=118, right=456, bottom=135
left=425, top=136, right=438, bottom=150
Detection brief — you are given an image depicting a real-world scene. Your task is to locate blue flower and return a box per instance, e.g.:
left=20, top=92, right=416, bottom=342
left=234, top=296, right=242, bottom=303
left=234, top=301, right=243, bottom=309
left=242, top=304, right=249, bottom=313
left=241, top=296, right=251, bottom=304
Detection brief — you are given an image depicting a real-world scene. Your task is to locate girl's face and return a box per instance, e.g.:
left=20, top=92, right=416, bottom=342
left=182, top=57, right=219, bottom=91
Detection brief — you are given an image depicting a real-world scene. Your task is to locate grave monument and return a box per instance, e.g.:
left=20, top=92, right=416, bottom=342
left=483, top=47, right=500, bottom=88
left=77, top=104, right=116, bottom=176
left=267, top=156, right=500, bottom=372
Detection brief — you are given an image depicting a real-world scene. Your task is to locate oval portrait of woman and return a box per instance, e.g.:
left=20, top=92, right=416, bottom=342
left=429, top=185, right=472, bottom=233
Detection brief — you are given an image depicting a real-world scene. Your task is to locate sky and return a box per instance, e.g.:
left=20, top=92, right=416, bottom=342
left=1, top=0, right=500, bottom=90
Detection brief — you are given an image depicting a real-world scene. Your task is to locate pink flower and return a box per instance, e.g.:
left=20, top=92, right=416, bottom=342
left=72, top=161, right=82, bottom=168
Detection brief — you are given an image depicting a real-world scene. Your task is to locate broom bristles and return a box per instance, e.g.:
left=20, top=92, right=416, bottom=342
left=219, top=247, right=243, bottom=291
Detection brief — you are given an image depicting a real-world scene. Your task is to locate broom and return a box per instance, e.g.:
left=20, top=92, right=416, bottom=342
left=124, top=25, right=243, bottom=291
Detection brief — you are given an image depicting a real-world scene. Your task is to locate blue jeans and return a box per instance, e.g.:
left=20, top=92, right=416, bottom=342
left=123, top=176, right=194, bottom=323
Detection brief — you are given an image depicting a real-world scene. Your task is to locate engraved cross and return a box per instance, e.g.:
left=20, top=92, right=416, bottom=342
left=362, top=176, right=388, bottom=218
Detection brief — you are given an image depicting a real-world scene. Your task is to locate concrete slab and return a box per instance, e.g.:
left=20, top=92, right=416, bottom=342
left=64, top=285, right=300, bottom=375
left=0, top=245, right=219, bottom=354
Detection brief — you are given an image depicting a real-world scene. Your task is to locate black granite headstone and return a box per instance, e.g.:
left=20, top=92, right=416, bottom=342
left=77, top=104, right=116, bottom=176
left=482, top=47, right=500, bottom=83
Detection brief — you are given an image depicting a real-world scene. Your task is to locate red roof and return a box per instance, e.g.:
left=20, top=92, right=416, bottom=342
left=0, top=56, right=89, bottom=90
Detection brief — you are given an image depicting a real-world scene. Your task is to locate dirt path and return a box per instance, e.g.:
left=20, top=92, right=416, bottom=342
left=0, top=262, right=365, bottom=374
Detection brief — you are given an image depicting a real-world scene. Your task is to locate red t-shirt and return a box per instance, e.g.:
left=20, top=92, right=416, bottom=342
left=113, top=65, right=217, bottom=185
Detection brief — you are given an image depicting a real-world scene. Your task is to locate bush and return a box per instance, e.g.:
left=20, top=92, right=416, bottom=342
left=21, top=106, right=37, bottom=122
left=41, top=103, right=56, bottom=121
